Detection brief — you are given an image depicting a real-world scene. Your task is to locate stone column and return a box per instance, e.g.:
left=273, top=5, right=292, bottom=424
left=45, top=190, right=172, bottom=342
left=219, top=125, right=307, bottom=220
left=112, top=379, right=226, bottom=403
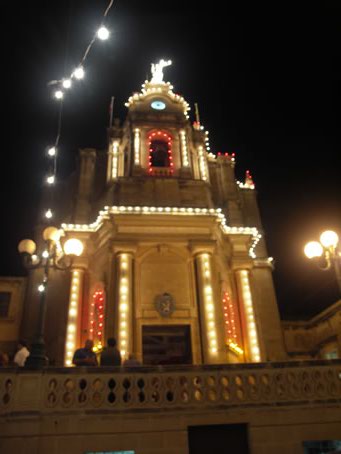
left=235, top=269, right=261, bottom=362
left=115, top=251, right=134, bottom=360
left=64, top=268, right=84, bottom=366
left=252, top=261, right=287, bottom=360
left=132, top=128, right=145, bottom=176
left=133, top=128, right=141, bottom=166
left=192, top=243, right=226, bottom=364
left=197, top=146, right=210, bottom=182
left=110, top=141, right=119, bottom=180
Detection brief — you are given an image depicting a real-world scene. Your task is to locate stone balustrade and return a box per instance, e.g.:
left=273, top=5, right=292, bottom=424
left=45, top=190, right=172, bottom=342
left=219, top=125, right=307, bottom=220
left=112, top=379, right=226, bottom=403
left=1, top=360, right=340, bottom=416
left=150, top=167, right=173, bottom=177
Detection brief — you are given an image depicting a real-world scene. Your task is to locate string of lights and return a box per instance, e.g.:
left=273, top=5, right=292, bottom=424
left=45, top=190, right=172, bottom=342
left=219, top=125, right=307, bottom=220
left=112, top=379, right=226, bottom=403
left=90, top=289, right=105, bottom=352
left=43, top=0, right=115, bottom=222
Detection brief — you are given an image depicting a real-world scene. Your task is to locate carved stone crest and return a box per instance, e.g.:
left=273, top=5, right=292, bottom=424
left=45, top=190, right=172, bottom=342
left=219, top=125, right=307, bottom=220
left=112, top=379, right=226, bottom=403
left=155, top=292, right=175, bottom=317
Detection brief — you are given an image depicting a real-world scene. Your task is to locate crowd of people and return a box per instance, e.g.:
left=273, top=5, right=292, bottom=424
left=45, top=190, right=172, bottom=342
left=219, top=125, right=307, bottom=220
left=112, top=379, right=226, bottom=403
left=72, top=338, right=141, bottom=367
left=0, top=338, right=141, bottom=368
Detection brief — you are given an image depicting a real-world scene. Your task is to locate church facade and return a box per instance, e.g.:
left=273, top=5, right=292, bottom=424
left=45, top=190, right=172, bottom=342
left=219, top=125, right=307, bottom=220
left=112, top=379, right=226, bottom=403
left=1, top=61, right=341, bottom=454
left=21, top=61, right=287, bottom=367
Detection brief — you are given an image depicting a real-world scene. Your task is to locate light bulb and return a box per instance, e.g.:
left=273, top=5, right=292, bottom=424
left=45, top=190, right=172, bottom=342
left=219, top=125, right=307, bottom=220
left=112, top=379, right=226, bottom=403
left=63, top=238, right=84, bottom=256
left=320, top=230, right=339, bottom=249
left=62, top=79, right=72, bottom=89
left=46, top=175, right=55, bottom=184
left=18, top=239, right=36, bottom=255
left=73, top=67, right=84, bottom=80
left=43, top=226, right=60, bottom=242
left=97, top=26, right=109, bottom=40
left=45, top=209, right=53, bottom=219
left=304, top=241, right=323, bottom=259
left=47, top=147, right=56, bottom=157
left=54, top=90, right=64, bottom=100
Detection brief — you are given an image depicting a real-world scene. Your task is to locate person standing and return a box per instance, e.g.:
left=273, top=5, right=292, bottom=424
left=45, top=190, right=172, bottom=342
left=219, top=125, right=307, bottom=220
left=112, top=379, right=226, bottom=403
left=13, top=340, right=30, bottom=367
left=100, top=337, right=121, bottom=366
left=72, top=340, right=98, bottom=366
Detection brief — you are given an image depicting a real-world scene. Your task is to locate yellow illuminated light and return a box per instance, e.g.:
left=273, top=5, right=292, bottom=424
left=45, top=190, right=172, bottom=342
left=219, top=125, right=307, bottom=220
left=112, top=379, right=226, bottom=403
left=228, top=342, right=244, bottom=356
left=134, top=129, right=140, bottom=165
left=64, top=238, right=83, bottom=256
left=304, top=241, right=323, bottom=259
left=320, top=230, right=339, bottom=248
left=120, top=303, right=128, bottom=312
left=117, top=255, right=130, bottom=358
left=180, top=130, right=189, bottom=167
left=200, top=254, right=218, bottom=355
left=64, top=270, right=82, bottom=366
left=111, top=141, right=119, bottom=179
left=198, top=146, right=208, bottom=181
left=68, top=324, right=76, bottom=333
left=239, top=270, right=260, bottom=362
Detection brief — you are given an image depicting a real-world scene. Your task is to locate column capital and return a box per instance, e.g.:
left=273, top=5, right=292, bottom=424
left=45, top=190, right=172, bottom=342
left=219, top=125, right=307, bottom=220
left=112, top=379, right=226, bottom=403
left=253, top=258, right=274, bottom=270
left=189, top=240, right=216, bottom=256
left=112, top=243, right=138, bottom=256
left=228, top=233, right=254, bottom=257
left=231, top=258, right=253, bottom=271
left=71, top=256, right=89, bottom=270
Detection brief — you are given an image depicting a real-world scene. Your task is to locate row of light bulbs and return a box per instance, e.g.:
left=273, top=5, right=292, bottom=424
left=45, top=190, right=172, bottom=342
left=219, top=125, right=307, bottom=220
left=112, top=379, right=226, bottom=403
left=42, top=0, right=114, bottom=222
left=53, top=27, right=109, bottom=101
left=61, top=204, right=261, bottom=259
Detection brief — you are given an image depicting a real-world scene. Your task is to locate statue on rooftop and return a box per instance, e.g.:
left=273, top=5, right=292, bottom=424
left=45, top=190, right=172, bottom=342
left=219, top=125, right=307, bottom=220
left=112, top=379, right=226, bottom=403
left=151, top=59, right=172, bottom=84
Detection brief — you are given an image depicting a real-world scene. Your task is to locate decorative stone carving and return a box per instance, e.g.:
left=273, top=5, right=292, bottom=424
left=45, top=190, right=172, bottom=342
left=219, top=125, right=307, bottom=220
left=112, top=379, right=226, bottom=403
left=154, top=292, right=175, bottom=317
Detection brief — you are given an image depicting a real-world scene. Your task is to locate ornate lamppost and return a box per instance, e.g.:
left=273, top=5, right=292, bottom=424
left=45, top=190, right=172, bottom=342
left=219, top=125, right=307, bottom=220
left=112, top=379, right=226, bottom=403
left=18, top=227, right=84, bottom=368
left=304, top=230, right=341, bottom=296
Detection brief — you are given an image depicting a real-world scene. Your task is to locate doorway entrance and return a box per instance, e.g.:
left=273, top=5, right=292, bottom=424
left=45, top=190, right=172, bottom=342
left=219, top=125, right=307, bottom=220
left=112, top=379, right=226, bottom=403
left=142, top=325, right=192, bottom=365
left=188, top=424, right=249, bottom=454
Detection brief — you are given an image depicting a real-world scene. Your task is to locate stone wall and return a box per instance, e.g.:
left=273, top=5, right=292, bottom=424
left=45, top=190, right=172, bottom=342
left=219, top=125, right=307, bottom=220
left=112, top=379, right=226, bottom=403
left=0, top=277, right=26, bottom=355
left=282, top=300, right=341, bottom=359
left=1, top=360, right=340, bottom=454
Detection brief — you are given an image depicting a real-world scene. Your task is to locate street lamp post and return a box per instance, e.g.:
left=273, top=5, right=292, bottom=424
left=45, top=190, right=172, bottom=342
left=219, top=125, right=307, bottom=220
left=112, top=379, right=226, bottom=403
left=18, top=227, right=84, bottom=369
left=304, top=230, right=341, bottom=296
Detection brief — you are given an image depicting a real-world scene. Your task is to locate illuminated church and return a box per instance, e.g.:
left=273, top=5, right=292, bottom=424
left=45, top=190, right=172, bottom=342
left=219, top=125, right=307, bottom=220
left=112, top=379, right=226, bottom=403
left=1, top=61, right=340, bottom=454
left=22, top=60, right=286, bottom=366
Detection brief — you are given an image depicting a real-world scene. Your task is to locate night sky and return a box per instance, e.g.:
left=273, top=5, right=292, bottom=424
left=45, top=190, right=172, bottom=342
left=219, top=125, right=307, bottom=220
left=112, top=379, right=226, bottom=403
left=1, top=1, right=340, bottom=319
